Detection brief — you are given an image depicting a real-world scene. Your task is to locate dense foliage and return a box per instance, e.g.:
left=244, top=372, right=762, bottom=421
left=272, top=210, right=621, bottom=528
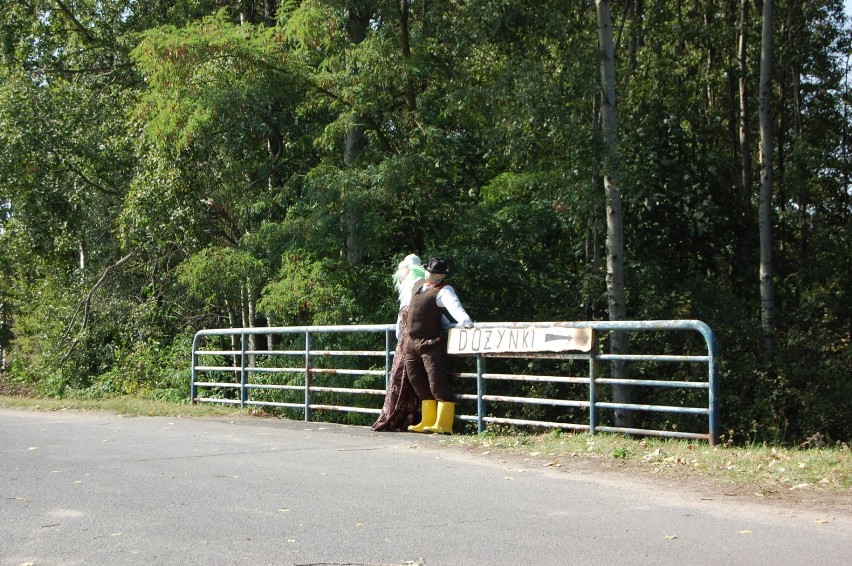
left=0, top=0, right=849, bottom=444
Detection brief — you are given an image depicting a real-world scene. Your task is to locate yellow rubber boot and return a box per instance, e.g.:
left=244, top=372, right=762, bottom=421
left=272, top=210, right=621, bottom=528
left=408, top=400, right=438, bottom=433
left=424, top=401, right=455, bottom=434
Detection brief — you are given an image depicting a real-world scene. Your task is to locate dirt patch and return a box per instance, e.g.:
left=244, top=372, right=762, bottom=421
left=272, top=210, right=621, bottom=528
left=0, top=373, right=34, bottom=397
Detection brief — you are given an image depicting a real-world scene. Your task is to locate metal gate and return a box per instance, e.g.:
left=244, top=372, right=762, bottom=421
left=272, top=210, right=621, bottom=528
left=191, top=320, right=719, bottom=443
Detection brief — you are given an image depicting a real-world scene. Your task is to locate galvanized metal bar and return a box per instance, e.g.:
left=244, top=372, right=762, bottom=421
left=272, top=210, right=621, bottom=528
left=453, top=394, right=484, bottom=403
left=240, top=350, right=290, bottom=356
left=589, top=349, right=598, bottom=435
left=482, top=395, right=589, bottom=408
left=241, top=367, right=384, bottom=377
left=479, top=352, right=592, bottom=360
left=193, top=381, right=242, bottom=388
left=385, top=330, right=392, bottom=392
left=704, top=323, right=720, bottom=445
left=596, top=354, right=709, bottom=363
left=240, top=332, right=247, bottom=407
left=237, top=349, right=385, bottom=357
left=195, top=349, right=242, bottom=356
left=308, top=386, right=386, bottom=395
left=595, top=402, right=710, bottom=415
left=193, top=366, right=242, bottom=372
left=306, top=368, right=385, bottom=377
left=476, top=354, right=485, bottom=433
left=238, top=350, right=306, bottom=356
left=596, top=378, right=709, bottom=389
left=240, top=367, right=308, bottom=374
left=191, top=332, right=201, bottom=403
left=193, top=397, right=243, bottom=405
left=194, top=324, right=393, bottom=337
left=245, top=384, right=303, bottom=392
left=450, top=372, right=478, bottom=379
left=304, top=330, right=312, bottom=422
left=307, top=350, right=388, bottom=357
left=469, top=373, right=589, bottom=384
left=244, top=400, right=304, bottom=410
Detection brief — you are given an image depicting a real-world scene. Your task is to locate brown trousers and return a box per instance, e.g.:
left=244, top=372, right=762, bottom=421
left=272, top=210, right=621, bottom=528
left=404, top=336, right=453, bottom=402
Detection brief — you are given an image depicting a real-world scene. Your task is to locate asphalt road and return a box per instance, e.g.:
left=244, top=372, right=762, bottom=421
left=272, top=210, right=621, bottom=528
left=1, top=408, right=850, bottom=566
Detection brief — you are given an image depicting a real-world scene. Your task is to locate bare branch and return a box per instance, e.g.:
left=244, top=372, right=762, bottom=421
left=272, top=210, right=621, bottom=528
left=60, top=251, right=136, bottom=366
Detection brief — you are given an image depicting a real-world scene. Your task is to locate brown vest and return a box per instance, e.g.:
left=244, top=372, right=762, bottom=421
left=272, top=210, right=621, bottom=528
left=407, top=284, right=444, bottom=338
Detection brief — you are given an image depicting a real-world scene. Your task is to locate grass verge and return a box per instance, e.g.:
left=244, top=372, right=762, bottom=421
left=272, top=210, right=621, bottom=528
left=444, top=426, right=852, bottom=497
left=0, top=394, right=248, bottom=418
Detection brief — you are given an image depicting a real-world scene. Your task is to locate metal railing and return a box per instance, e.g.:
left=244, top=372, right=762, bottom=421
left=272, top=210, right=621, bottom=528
left=191, top=320, right=719, bottom=443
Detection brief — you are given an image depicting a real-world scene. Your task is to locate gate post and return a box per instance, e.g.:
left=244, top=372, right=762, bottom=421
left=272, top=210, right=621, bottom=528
left=304, top=330, right=312, bottom=422
left=240, top=332, right=247, bottom=407
left=476, top=354, right=486, bottom=433
left=191, top=332, right=200, bottom=404
left=384, top=330, right=392, bottom=391
left=589, top=351, right=598, bottom=436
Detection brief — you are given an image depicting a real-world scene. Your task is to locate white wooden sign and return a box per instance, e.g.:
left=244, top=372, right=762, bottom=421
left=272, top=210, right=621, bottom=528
left=447, top=326, right=593, bottom=355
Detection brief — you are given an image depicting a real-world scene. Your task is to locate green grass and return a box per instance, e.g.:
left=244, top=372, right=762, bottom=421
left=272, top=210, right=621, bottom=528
left=2, top=394, right=850, bottom=494
left=0, top=394, right=249, bottom=418
left=445, top=426, right=852, bottom=493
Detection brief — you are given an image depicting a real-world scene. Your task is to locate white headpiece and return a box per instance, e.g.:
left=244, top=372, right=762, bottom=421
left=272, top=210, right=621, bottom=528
left=393, top=254, right=425, bottom=306
left=398, top=254, right=422, bottom=270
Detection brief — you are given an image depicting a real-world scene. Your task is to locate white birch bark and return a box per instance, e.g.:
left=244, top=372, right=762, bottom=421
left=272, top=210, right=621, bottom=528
left=758, top=0, right=777, bottom=364
left=596, top=0, right=632, bottom=428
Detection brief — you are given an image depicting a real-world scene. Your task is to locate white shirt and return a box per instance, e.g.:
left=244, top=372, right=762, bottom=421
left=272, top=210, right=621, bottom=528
left=432, top=284, right=474, bottom=329
left=395, top=283, right=474, bottom=339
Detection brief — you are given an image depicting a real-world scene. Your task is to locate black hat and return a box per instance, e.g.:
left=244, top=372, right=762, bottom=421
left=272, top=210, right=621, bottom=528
left=425, top=257, right=449, bottom=274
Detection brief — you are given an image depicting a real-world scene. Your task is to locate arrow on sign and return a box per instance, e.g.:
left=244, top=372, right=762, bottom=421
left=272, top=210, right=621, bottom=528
left=544, top=333, right=575, bottom=342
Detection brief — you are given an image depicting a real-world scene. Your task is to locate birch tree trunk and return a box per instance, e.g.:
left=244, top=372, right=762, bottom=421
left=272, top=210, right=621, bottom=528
left=757, top=0, right=777, bottom=365
left=245, top=281, right=257, bottom=368
left=739, top=0, right=754, bottom=222
left=596, top=0, right=632, bottom=428
left=226, top=301, right=239, bottom=369
left=0, top=305, right=7, bottom=371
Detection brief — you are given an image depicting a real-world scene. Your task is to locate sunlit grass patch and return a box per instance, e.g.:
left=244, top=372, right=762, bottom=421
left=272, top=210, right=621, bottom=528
left=447, top=427, right=852, bottom=492
left=0, top=394, right=248, bottom=418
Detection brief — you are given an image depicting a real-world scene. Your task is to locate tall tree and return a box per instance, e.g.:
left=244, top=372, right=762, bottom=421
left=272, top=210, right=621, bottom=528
left=757, top=0, right=777, bottom=365
left=596, top=0, right=631, bottom=428
left=739, top=0, right=755, bottom=224
left=342, top=1, right=372, bottom=264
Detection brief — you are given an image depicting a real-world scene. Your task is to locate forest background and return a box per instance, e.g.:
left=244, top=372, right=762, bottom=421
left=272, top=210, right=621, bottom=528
left=0, top=0, right=849, bottom=445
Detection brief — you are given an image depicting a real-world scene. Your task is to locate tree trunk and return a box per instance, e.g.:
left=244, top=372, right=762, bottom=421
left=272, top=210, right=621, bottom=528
left=738, top=0, right=754, bottom=222
left=584, top=224, right=601, bottom=321
left=704, top=4, right=715, bottom=109
left=0, top=304, right=7, bottom=371
left=627, top=0, right=644, bottom=73
left=596, top=0, right=632, bottom=429
left=266, top=315, right=275, bottom=352
left=757, top=0, right=777, bottom=365
left=226, top=301, right=239, bottom=369
left=786, top=3, right=809, bottom=287
left=343, top=4, right=371, bottom=265
left=400, top=0, right=416, bottom=111
left=242, top=283, right=257, bottom=368
left=264, top=0, right=277, bottom=27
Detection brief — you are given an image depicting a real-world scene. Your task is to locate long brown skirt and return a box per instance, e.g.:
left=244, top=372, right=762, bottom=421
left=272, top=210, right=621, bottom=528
left=372, top=312, right=421, bottom=431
